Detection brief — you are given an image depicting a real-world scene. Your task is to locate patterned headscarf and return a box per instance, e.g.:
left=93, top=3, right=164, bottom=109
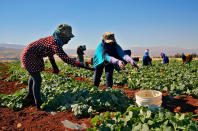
left=145, top=49, right=149, bottom=56
left=53, top=31, right=64, bottom=47
left=160, top=52, right=165, bottom=58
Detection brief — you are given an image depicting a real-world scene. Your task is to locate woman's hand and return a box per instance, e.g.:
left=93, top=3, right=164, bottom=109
left=133, top=62, right=139, bottom=70
left=118, top=61, right=125, bottom=70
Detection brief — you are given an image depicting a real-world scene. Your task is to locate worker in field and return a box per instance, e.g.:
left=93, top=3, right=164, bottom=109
left=77, top=45, right=86, bottom=63
left=21, top=24, right=94, bottom=110
left=160, top=52, right=169, bottom=64
left=93, top=32, right=139, bottom=88
left=182, top=53, right=192, bottom=66
left=143, top=49, right=152, bottom=66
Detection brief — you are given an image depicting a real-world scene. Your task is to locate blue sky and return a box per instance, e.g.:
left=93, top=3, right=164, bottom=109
left=0, top=0, right=198, bottom=49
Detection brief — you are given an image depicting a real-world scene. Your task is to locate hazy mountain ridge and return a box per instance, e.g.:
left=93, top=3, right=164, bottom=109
left=64, top=46, right=198, bottom=58
left=0, top=43, right=197, bottom=61
left=0, top=47, right=22, bottom=59
left=0, top=43, right=25, bottom=49
left=128, top=46, right=198, bottom=56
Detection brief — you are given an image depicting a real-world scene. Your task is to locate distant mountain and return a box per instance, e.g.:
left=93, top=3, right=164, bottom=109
left=0, top=43, right=26, bottom=49
left=0, top=43, right=197, bottom=62
left=0, top=47, right=22, bottom=59
left=128, top=46, right=198, bottom=57
left=64, top=46, right=198, bottom=58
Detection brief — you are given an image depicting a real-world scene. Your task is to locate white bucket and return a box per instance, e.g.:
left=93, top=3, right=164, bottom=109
left=135, top=90, right=162, bottom=108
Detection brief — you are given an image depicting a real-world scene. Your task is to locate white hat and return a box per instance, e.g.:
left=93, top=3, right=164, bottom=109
left=145, top=49, right=149, bottom=52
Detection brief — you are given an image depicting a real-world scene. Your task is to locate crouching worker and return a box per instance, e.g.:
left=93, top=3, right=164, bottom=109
left=21, top=24, right=94, bottom=109
left=160, top=52, right=169, bottom=64
left=182, top=53, right=192, bottom=66
left=143, top=49, right=152, bottom=66
left=77, top=45, right=86, bottom=63
left=93, top=32, right=139, bottom=88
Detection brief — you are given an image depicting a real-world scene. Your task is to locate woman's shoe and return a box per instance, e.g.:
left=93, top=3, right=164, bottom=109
left=36, top=101, right=43, bottom=110
left=23, top=96, right=35, bottom=107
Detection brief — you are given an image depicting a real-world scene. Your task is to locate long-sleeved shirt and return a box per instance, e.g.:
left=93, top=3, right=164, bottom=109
left=161, top=53, right=169, bottom=64
left=93, top=42, right=135, bottom=68
left=143, top=55, right=152, bottom=66
left=21, top=36, right=78, bottom=72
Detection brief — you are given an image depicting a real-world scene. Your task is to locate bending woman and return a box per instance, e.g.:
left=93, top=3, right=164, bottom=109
left=21, top=24, right=92, bottom=109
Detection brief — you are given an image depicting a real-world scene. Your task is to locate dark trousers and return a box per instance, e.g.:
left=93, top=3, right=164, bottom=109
left=26, top=72, right=43, bottom=106
left=94, top=63, right=114, bottom=88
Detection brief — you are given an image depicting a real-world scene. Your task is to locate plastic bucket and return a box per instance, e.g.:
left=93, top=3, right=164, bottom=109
left=135, top=90, right=162, bottom=108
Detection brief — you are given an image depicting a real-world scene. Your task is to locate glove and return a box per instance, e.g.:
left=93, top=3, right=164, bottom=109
left=133, top=62, right=139, bottom=70
left=124, top=55, right=139, bottom=70
left=118, top=61, right=125, bottom=70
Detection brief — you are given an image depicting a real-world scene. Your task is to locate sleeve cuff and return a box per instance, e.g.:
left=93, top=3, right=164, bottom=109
left=109, top=57, right=119, bottom=64
left=124, top=55, right=134, bottom=65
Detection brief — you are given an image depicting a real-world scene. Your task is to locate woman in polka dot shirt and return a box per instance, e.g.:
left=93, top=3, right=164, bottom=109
left=21, top=24, right=93, bottom=109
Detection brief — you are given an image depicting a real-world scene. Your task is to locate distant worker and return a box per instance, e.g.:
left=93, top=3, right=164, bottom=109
left=93, top=32, right=139, bottom=88
left=160, top=52, right=169, bottom=64
left=77, top=45, right=86, bottom=63
left=21, top=24, right=93, bottom=110
left=182, top=53, right=192, bottom=66
left=132, top=57, right=140, bottom=63
left=123, top=50, right=139, bottom=63
left=143, top=49, right=152, bottom=66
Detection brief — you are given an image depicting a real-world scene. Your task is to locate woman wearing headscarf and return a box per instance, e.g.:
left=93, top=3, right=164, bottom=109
left=143, top=49, right=152, bottom=66
left=93, top=32, right=139, bottom=88
left=21, top=24, right=93, bottom=109
left=160, top=52, right=169, bottom=64
left=182, top=53, right=192, bottom=66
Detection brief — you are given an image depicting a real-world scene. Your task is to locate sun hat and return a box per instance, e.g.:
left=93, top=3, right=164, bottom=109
left=56, top=24, right=74, bottom=38
left=102, top=32, right=116, bottom=43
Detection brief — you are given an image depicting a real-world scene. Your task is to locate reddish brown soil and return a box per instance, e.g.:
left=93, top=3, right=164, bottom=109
left=0, top=63, right=27, bottom=94
left=0, top=63, right=198, bottom=131
left=0, top=63, right=93, bottom=131
left=44, top=68, right=54, bottom=73
left=0, top=106, right=65, bottom=131
left=0, top=106, right=93, bottom=131
left=68, top=75, right=92, bottom=83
